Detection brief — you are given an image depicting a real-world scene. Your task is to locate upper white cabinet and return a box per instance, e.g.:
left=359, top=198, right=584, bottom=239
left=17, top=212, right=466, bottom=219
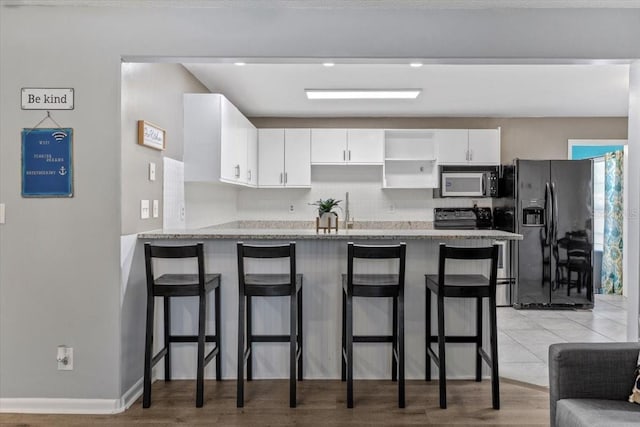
left=436, top=128, right=500, bottom=165
left=184, top=93, right=258, bottom=187
left=258, top=128, right=311, bottom=188
left=468, top=129, right=501, bottom=165
left=311, top=128, right=384, bottom=165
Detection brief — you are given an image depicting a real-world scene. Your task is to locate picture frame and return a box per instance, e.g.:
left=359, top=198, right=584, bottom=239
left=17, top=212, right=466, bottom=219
left=137, top=120, right=165, bottom=150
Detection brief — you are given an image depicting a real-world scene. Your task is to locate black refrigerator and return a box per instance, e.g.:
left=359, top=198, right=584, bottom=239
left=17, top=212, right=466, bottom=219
left=508, top=159, right=594, bottom=309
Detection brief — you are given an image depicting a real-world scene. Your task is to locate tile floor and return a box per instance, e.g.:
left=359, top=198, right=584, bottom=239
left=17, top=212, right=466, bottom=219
left=497, top=294, right=628, bottom=387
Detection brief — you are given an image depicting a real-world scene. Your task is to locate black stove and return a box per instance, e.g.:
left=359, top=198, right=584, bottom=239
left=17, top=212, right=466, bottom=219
left=433, top=207, right=493, bottom=230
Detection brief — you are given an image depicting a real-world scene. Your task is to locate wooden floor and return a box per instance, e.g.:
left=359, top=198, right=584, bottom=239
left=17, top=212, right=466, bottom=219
left=0, top=379, right=550, bottom=426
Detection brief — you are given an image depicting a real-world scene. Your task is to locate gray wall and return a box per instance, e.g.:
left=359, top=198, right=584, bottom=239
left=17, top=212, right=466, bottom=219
left=121, top=62, right=209, bottom=235
left=1, top=3, right=639, bottom=402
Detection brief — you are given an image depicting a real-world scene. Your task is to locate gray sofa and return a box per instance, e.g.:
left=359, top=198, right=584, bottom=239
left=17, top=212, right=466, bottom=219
left=549, top=342, right=640, bottom=427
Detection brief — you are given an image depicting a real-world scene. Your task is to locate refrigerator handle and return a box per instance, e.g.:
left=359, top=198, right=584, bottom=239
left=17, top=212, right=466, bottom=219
left=551, top=182, right=559, bottom=245
left=544, top=182, right=552, bottom=245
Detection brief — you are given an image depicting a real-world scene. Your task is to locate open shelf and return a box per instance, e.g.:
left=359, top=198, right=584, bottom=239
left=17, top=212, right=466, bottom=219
left=383, top=130, right=439, bottom=189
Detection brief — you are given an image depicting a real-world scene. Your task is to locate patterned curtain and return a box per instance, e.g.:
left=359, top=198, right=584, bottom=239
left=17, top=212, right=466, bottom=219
left=602, top=150, right=624, bottom=294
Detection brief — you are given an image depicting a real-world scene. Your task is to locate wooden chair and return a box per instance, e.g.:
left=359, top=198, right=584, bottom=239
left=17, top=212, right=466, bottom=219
left=143, top=242, right=221, bottom=408
left=236, top=242, right=303, bottom=408
left=425, top=243, right=500, bottom=409
left=342, top=242, right=406, bottom=408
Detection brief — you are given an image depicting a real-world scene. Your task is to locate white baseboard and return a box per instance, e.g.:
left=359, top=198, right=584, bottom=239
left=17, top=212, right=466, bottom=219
left=0, top=377, right=144, bottom=414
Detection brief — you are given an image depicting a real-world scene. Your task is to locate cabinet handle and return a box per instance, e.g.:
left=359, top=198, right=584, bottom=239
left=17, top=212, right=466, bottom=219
left=469, top=149, right=473, bottom=161
left=343, top=150, right=346, bottom=161
left=285, top=172, right=288, bottom=184
left=280, top=172, right=283, bottom=184
left=235, top=164, right=240, bottom=178
left=465, top=150, right=469, bottom=161
left=348, top=150, right=351, bottom=161
left=247, top=170, right=251, bottom=181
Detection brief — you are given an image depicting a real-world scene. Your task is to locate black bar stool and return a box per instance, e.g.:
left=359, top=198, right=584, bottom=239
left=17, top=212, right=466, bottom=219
left=425, top=243, right=500, bottom=409
left=341, top=242, right=406, bottom=408
left=236, top=242, right=303, bottom=408
left=143, top=242, right=221, bottom=408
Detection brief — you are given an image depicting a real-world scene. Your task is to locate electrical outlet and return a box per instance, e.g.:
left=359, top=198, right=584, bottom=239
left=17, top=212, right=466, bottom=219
left=152, top=200, right=159, bottom=218
left=57, top=346, right=73, bottom=370
left=289, top=204, right=295, bottom=213
left=0, top=203, right=5, bottom=224
left=389, top=204, right=396, bottom=213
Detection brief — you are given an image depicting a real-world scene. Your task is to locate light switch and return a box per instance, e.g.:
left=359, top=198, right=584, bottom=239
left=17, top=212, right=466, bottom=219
left=152, top=200, right=159, bottom=218
left=0, top=203, right=5, bottom=224
left=149, top=162, right=156, bottom=181
left=141, top=200, right=150, bottom=219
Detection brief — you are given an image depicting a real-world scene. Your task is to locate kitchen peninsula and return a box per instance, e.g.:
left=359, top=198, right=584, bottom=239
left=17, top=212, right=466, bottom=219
left=138, top=223, right=521, bottom=382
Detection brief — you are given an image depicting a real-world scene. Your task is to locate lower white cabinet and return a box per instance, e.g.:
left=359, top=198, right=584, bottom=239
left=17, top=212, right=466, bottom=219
left=258, top=128, right=311, bottom=188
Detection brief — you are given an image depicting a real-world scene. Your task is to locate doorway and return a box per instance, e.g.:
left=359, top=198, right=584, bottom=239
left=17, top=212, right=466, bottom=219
left=568, top=139, right=627, bottom=295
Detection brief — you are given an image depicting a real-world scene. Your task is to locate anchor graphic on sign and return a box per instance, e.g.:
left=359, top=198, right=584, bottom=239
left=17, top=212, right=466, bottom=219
left=59, top=166, right=67, bottom=176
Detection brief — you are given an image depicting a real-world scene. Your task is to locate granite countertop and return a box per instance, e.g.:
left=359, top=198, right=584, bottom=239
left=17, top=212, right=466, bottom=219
left=138, top=221, right=522, bottom=241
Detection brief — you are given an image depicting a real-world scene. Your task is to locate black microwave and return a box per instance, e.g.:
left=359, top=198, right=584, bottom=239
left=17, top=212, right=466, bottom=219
left=434, top=165, right=500, bottom=198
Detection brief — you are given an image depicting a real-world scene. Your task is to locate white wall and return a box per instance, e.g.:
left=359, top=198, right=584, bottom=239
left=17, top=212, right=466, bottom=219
left=1, top=3, right=639, bottom=408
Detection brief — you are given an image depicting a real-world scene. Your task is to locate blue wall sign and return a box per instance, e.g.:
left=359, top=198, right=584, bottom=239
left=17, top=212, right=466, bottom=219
left=22, top=128, right=73, bottom=197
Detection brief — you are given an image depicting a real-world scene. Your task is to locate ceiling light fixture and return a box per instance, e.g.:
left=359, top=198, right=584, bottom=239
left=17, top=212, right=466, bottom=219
left=305, top=89, right=421, bottom=100
left=234, top=62, right=246, bottom=66
left=322, top=62, right=335, bottom=67
left=410, top=62, right=423, bottom=68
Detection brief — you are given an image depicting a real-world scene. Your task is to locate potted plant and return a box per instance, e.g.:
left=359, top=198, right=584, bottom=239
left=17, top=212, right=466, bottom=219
left=310, top=198, right=341, bottom=231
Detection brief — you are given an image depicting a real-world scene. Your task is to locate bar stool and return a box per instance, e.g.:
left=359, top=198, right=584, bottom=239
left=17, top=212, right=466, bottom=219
left=236, top=242, right=303, bottom=408
left=143, top=242, right=221, bottom=408
left=425, top=243, right=500, bottom=409
left=341, top=242, right=406, bottom=408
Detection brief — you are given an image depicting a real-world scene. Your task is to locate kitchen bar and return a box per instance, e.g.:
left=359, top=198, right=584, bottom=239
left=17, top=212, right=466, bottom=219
left=137, top=225, right=521, bottom=382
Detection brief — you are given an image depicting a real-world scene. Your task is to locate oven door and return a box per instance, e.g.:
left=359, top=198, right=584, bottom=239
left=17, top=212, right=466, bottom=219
left=441, top=172, right=485, bottom=197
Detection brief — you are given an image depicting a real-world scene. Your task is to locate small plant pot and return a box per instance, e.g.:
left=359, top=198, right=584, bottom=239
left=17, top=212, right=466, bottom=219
left=316, top=212, right=339, bottom=233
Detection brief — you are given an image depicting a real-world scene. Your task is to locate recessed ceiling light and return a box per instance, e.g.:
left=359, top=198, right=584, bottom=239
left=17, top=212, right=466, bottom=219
left=234, top=62, right=246, bottom=66
left=305, top=89, right=421, bottom=100
left=410, top=62, right=423, bottom=68
left=323, top=62, right=335, bottom=67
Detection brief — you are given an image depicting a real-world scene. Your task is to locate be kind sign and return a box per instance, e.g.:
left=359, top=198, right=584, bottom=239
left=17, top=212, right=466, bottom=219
left=21, top=88, right=74, bottom=110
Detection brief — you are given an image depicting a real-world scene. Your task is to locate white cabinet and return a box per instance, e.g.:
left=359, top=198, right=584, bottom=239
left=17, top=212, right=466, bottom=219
left=311, top=128, right=383, bottom=165
left=383, top=130, right=439, bottom=189
left=184, top=93, right=257, bottom=187
left=246, top=126, right=258, bottom=186
left=258, top=128, right=311, bottom=188
left=468, top=129, right=500, bottom=165
left=436, top=128, right=500, bottom=165
left=434, top=129, right=469, bottom=165
left=347, top=129, right=384, bottom=164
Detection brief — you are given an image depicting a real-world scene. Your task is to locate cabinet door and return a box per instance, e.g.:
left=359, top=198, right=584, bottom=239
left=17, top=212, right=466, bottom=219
left=184, top=94, right=221, bottom=182
left=219, top=98, right=237, bottom=182
left=347, top=129, right=384, bottom=164
left=258, top=129, right=285, bottom=187
left=284, top=129, right=311, bottom=187
left=468, top=129, right=500, bottom=165
left=435, top=129, right=469, bottom=164
left=311, top=128, right=347, bottom=164
left=246, top=125, right=258, bottom=187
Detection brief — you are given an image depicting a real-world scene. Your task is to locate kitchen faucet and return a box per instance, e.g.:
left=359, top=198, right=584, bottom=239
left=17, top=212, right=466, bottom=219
left=344, top=191, right=352, bottom=229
